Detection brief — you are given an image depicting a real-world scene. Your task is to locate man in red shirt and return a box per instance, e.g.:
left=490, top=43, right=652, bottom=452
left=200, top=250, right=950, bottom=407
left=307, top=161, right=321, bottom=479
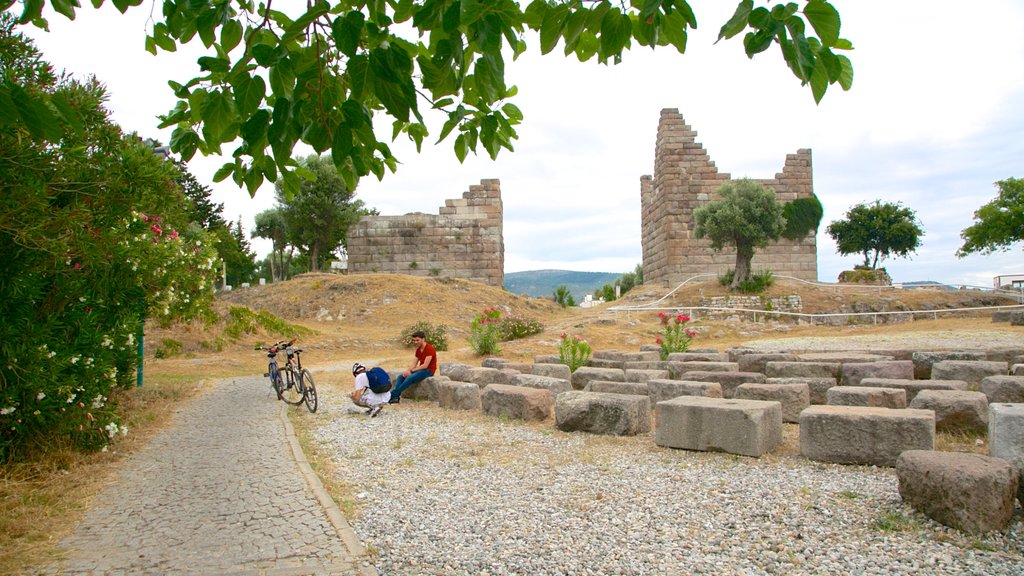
left=389, top=331, right=437, bottom=404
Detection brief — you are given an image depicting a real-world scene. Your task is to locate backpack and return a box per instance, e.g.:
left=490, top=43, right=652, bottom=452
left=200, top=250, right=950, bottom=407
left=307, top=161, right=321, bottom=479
left=366, top=367, right=392, bottom=394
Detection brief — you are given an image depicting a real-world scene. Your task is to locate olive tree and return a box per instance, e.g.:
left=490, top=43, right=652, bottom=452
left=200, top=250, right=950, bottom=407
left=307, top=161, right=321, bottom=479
left=956, top=177, right=1024, bottom=257
left=694, top=179, right=785, bottom=289
left=826, top=200, right=924, bottom=269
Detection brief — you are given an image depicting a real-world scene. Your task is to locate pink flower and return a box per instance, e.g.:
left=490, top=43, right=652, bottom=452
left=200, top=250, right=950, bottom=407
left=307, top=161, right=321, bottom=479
left=678, top=314, right=690, bottom=323
left=655, top=338, right=662, bottom=344
left=168, top=229, right=179, bottom=240
left=139, top=212, right=149, bottom=222
left=72, top=262, right=81, bottom=270
left=150, top=224, right=163, bottom=236
left=686, top=329, right=697, bottom=337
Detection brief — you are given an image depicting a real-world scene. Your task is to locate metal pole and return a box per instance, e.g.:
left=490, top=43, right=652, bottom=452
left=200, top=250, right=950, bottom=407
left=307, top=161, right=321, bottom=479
left=136, top=299, right=145, bottom=387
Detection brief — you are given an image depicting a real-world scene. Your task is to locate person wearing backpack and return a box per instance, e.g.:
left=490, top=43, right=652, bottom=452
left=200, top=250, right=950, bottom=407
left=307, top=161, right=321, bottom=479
left=389, top=330, right=437, bottom=404
left=350, top=363, right=391, bottom=417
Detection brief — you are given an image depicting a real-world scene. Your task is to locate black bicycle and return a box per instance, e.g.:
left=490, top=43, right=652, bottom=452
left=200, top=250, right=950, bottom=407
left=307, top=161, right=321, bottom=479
left=257, top=339, right=318, bottom=413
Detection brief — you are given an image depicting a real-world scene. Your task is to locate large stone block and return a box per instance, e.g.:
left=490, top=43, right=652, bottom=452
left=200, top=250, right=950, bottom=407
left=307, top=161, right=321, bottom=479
left=439, top=363, right=472, bottom=381
left=675, top=371, right=766, bottom=398
left=909, top=390, right=989, bottom=433
left=858, top=378, right=967, bottom=403
left=514, top=374, right=572, bottom=396
left=584, top=380, right=649, bottom=397
left=912, top=351, right=986, bottom=379
left=481, top=357, right=509, bottom=369
left=555, top=391, right=651, bottom=436
left=764, top=361, right=840, bottom=380
left=980, top=375, right=1024, bottom=403
left=533, top=354, right=561, bottom=364
left=931, top=360, right=1008, bottom=388
left=799, top=352, right=894, bottom=363
left=466, top=366, right=517, bottom=387
left=624, top=368, right=670, bottom=383
left=666, top=352, right=730, bottom=362
left=435, top=380, right=482, bottom=411
left=571, top=366, right=626, bottom=390
left=655, top=396, right=783, bottom=457
left=737, top=352, right=798, bottom=374
left=840, top=361, right=914, bottom=386
left=481, top=384, right=551, bottom=421
left=766, top=377, right=836, bottom=405
left=734, top=383, right=810, bottom=423
left=532, top=363, right=572, bottom=381
left=897, top=451, right=1020, bottom=533
left=990, top=403, right=1024, bottom=505
left=647, top=379, right=723, bottom=404
left=826, top=386, right=907, bottom=408
left=799, top=406, right=935, bottom=466
left=667, top=361, right=740, bottom=379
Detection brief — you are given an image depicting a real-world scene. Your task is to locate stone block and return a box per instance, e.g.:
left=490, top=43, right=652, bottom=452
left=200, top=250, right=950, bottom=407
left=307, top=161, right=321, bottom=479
left=666, top=352, right=730, bottom=362
left=404, top=375, right=443, bottom=401
left=624, top=368, right=670, bottom=383
left=466, top=366, right=517, bottom=387
left=799, top=406, right=935, bottom=467
left=481, top=357, right=509, bottom=369
left=501, top=362, right=533, bottom=374
left=840, top=361, right=914, bottom=386
left=912, top=351, right=986, bottom=379
left=737, top=352, right=798, bottom=374
left=481, top=384, right=551, bottom=422
left=667, top=361, right=739, bottom=379
left=588, top=357, right=624, bottom=369
left=980, top=375, right=1024, bottom=403
left=734, top=383, right=810, bottom=423
left=766, top=377, right=836, bottom=405
left=827, top=386, right=907, bottom=408
left=986, top=347, right=1024, bottom=363
left=532, top=363, right=572, bottom=381
left=1015, top=364, right=1024, bottom=377
left=439, top=363, right=472, bottom=381
left=571, top=366, right=626, bottom=390
left=896, top=450, right=1020, bottom=533
left=514, top=374, right=572, bottom=396
left=554, top=391, right=651, bottom=436
left=435, top=380, right=482, bottom=411
left=858, top=378, right=967, bottom=403
left=798, top=352, right=894, bottom=363
left=655, top=396, right=783, bottom=457
left=764, top=361, right=840, bottom=380
left=647, top=379, right=723, bottom=404
left=584, top=380, right=649, bottom=397
left=674, top=371, right=766, bottom=398
left=622, top=361, right=666, bottom=371
left=990, top=403, right=1024, bottom=504
left=909, top=390, right=988, bottom=433
left=533, top=354, right=562, bottom=364
left=931, top=360, right=1008, bottom=388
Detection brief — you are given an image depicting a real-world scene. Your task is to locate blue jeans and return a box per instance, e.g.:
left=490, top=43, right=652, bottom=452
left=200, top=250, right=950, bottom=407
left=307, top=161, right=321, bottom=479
left=392, top=369, right=432, bottom=399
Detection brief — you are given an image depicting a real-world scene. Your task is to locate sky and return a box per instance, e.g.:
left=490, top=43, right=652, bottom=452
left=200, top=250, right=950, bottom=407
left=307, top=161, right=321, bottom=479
left=20, top=1, right=1024, bottom=288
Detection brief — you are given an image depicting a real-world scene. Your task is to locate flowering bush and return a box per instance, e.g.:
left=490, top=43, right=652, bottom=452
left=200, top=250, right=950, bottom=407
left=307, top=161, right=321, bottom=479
left=467, top=308, right=502, bottom=355
left=656, top=312, right=697, bottom=360
left=497, top=314, right=543, bottom=341
left=400, top=321, right=449, bottom=351
left=558, top=333, right=592, bottom=373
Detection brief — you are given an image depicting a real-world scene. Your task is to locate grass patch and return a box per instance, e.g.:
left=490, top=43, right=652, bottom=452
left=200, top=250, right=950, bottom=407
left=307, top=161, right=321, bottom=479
left=224, top=306, right=314, bottom=341
left=874, top=509, right=921, bottom=533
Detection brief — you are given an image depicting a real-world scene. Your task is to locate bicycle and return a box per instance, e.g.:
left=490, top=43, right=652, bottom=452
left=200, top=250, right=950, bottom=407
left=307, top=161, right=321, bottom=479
left=257, top=339, right=318, bottom=413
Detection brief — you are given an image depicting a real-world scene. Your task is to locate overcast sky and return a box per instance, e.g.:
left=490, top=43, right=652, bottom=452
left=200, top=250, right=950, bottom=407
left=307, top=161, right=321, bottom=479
left=21, top=1, right=1024, bottom=287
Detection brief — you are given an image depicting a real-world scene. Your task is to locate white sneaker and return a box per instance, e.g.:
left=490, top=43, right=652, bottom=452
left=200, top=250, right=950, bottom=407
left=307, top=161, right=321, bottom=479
left=369, top=405, right=383, bottom=418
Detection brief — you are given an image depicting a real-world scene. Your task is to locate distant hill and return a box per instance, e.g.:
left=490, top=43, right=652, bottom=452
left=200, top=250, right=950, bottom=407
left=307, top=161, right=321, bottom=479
left=504, top=269, right=621, bottom=302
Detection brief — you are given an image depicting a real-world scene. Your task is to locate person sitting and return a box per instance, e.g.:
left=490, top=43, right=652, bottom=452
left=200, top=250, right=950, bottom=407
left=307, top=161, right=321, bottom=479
left=389, top=331, right=437, bottom=404
left=350, top=363, right=390, bottom=417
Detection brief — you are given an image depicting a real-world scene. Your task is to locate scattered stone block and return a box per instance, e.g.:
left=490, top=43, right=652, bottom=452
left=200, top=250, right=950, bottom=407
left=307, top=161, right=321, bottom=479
left=533, top=354, right=562, bottom=364
left=532, top=363, right=571, bottom=381
left=481, top=384, right=551, bottom=421
left=799, top=406, right=935, bottom=466
left=1014, top=364, right=1024, bottom=377
left=909, top=390, right=989, bottom=433
left=990, top=403, right=1024, bottom=504
left=932, top=360, right=1008, bottom=389
left=514, top=374, right=572, bottom=396
left=799, top=352, right=893, bottom=363
left=588, top=357, right=624, bottom=369
left=404, top=375, right=442, bottom=401
left=766, top=377, right=836, bottom=405
left=584, top=380, right=649, bottom=397
left=655, top=397, right=783, bottom=457
left=500, top=362, right=533, bottom=374
left=624, top=368, right=670, bottom=383
left=1012, top=312, right=1024, bottom=326
left=859, top=378, right=967, bottom=403
left=840, top=360, right=914, bottom=386
left=736, top=352, right=797, bottom=374
left=912, top=351, right=986, bottom=379
left=764, top=361, right=840, bottom=380
left=466, top=366, right=517, bottom=388
left=980, top=375, right=1024, bottom=403
left=986, top=347, right=1024, bottom=363
left=481, top=357, right=509, bottom=369
left=667, top=361, right=739, bottom=379
left=897, top=450, right=1020, bottom=533
left=571, top=366, right=625, bottom=391
left=676, top=371, right=766, bottom=399
left=435, top=380, right=482, bottom=411
left=667, top=352, right=730, bottom=362
left=440, top=363, right=472, bottom=381
left=647, top=379, right=723, bottom=405
left=826, top=386, right=907, bottom=409
left=734, top=383, right=810, bottom=423
left=622, top=361, right=666, bottom=371
left=555, top=391, right=651, bottom=436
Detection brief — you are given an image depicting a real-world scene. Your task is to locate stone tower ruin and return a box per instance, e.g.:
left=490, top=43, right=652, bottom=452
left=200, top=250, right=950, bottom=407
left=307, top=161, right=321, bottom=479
left=346, top=179, right=504, bottom=287
left=640, top=109, right=818, bottom=286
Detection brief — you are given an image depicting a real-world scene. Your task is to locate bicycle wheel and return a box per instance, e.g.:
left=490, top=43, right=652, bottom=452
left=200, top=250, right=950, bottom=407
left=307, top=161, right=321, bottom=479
left=300, top=369, right=318, bottom=413
left=269, top=364, right=284, bottom=401
left=281, top=369, right=305, bottom=405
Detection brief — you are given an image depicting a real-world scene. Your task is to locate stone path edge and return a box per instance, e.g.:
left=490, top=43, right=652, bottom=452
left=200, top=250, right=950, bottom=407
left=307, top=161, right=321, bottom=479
left=278, top=403, right=379, bottom=576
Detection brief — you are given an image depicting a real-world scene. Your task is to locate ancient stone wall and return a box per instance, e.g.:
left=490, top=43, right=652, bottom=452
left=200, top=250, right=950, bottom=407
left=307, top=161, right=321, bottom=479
left=641, top=109, right=818, bottom=286
left=346, top=179, right=503, bottom=287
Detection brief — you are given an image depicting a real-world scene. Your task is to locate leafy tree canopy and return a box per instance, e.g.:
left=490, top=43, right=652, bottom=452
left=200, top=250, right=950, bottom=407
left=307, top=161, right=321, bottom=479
left=694, top=178, right=785, bottom=289
left=6, top=1, right=853, bottom=198
left=956, top=177, right=1024, bottom=258
left=826, top=200, right=924, bottom=269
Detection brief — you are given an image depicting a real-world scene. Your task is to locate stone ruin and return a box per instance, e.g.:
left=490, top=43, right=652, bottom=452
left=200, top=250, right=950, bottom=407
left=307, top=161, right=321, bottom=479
left=640, top=109, right=819, bottom=286
left=346, top=179, right=504, bottom=288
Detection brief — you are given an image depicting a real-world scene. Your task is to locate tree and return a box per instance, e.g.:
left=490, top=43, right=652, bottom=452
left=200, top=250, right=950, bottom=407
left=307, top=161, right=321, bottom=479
left=956, top=178, right=1024, bottom=257
left=10, top=1, right=853, bottom=198
left=275, top=154, right=372, bottom=272
left=212, top=217, right=257, bottom=287
left=694, top=179, right=785, bottom=289
left=553, top=285, right=576, bottom=308
left=826, top=200, right=924, bottom=269
left=253, top=208, right=291, bottom=282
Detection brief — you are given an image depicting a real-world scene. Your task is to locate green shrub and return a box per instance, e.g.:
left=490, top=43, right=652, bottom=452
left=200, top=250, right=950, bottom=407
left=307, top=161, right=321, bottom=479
left=153, top=338, right=183, bottom=359
left=467, top=308, right=501, bottom=356
left=718, top=269, right=775, bottom=293
left=498, top=315, right=543, bottom=341
left=553, top=285, right=576, bottom=308
left=655, top=312, right=696, bottom=360
left=223, top=306, right=310, bottom=340
left=400, top=321, right=449, bottom=351
left=558, top=333, right=592, bottom=373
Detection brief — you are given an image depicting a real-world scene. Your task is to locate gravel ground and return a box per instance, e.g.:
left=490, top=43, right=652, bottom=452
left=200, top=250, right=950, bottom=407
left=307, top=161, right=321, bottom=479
left=312, top=398, right=1024, bottom=576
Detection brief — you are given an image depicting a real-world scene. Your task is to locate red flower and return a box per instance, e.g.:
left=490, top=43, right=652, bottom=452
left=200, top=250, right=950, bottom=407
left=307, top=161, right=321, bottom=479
left=72, top=262, right=81, bottom=270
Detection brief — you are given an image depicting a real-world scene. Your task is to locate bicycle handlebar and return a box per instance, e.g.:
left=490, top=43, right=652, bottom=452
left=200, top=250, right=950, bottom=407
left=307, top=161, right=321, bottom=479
left=255, top=338, right=297, bottom=353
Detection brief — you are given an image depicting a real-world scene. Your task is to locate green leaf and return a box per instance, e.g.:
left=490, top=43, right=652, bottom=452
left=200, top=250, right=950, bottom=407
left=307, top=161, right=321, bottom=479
left=50, top=0, right=76, bottom=20
left=231, top=74, right=266, bottom=117
left=670, top=0, right=697, bottom=28
left=442, top=1, right=460, bottom=32
left=473, top=53, right=504, bottom=103
left=809, top=57, right=828, bottom=103
left=599, top=9, right=631, bottom=60
left=836, top=54, right=853, bottom=90
left=213, top=162, right=235, bottom=183
left=743, top=28, right=774, bottom=57
left=269, top=59, right=296, bottom=100
left=562, top=8, right=589, bottom=51
left=332, top=124, right=353, bottom=160
left=18, top=0, right=43, bottom=24
left=347, top=54, right=370, bottom=99
left=501, top=102, right=523, bottom=122
left=10, top=86, right=62, bottom=141
left=169, top=126, right=201, bottom=161
left=197, top=8, right=218, bottom=47
left=454, top=133, right=468, bottom=162
left=717, top=0, right=752, bottom=42
left=240, top=108, right=271, bottom=143
left=283, top=0, right=330, bottom=42
left=221, top=20, right=243, bottom=52
left=661, top=10, right=689, bottom=53
left=49, top=92, right=84, bottom=134
left=539, top=4, right=568, bottom=54
left=332, top=10, right=365, bottom=58
left=803, top=0, right=840, bottom=46
left=198, top=89, right=237, bottom=143
left=198, top=56, right=230, bottom=73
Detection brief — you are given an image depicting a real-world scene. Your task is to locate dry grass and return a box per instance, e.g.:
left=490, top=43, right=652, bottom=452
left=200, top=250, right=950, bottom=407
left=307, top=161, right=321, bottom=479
left=3, top=272, right=1020, bottom=573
